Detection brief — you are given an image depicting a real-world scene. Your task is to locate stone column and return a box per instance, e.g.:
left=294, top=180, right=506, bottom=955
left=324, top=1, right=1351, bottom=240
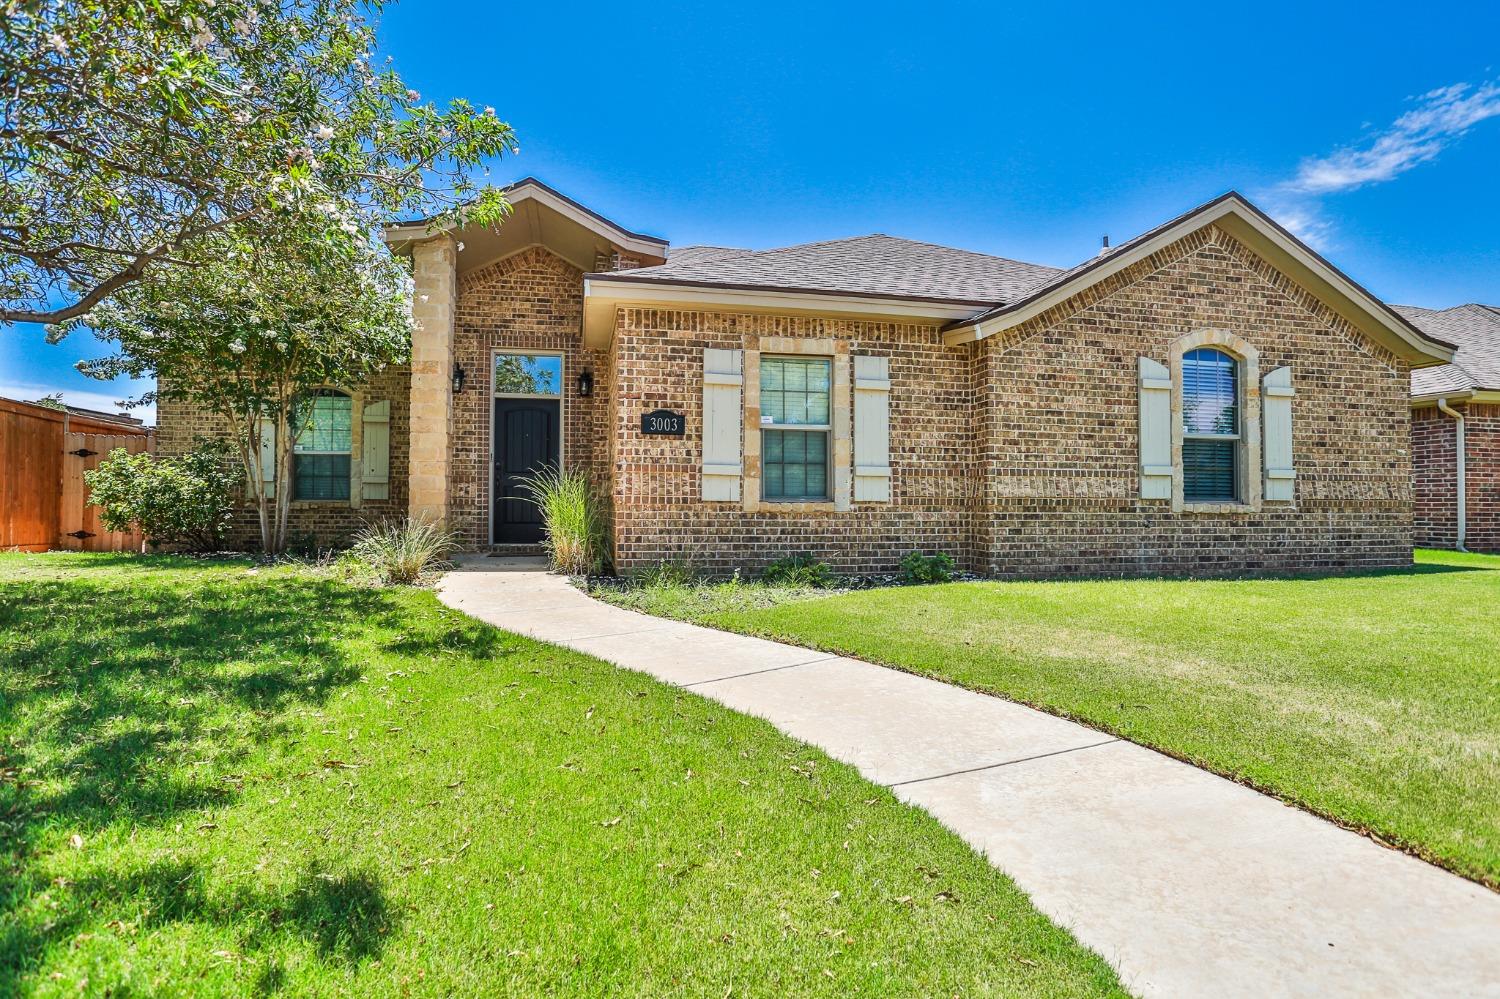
left=408, top=235, right=456, bottom=526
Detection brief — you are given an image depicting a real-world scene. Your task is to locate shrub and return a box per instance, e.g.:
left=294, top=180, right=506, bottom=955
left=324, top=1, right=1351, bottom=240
left=761, top=552, right=836, bottom=588
left=899, top=550, right=957, bottom=584
left=347, top=518, right=460, bottom=585
left=518, top=466, right=609, bottom=576
left=84, top=440, right=237, bottom=551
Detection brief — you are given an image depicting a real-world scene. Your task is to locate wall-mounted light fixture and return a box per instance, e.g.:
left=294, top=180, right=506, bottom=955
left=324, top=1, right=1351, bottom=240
left=577, top=369, right=594, bottom=398
left=452, top=364, right=466, bottom=394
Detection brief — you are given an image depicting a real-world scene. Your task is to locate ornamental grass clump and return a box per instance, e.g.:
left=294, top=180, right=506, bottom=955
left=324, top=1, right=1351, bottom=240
left=519, top=466, right=608, bottom=576
left=348, top=517, right=460, bottom=585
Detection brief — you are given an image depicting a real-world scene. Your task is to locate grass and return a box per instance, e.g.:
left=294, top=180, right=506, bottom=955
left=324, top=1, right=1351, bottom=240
left=595, top=549, right=1500, bottom=888
left=0, top=553, right=1125, bottom=997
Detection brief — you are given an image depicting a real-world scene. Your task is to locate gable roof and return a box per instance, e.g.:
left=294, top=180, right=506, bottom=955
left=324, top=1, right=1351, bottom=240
left=941, top=192, right=1454, bottom=367
left=588, top=234, right=1063, bottom=306
left=1395, top=304, right=1500, bottom=399
left=386, top=176, right=668, bottom=272
left=582, top=190, right=1453, bottom=367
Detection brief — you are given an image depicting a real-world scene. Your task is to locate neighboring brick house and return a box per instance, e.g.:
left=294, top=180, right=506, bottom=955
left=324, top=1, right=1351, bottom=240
left=158, top=179, right=1457, bottom=576
left=1396, top=303, right=1500, bottom=552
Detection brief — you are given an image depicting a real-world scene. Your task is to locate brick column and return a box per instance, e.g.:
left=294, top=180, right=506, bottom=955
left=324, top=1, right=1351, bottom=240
left=409, top=235, right=456, bottom=526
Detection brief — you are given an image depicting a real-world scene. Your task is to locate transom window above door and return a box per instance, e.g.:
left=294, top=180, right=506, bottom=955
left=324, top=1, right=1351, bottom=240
left=760, top=355, right=832, bottom=501
left=494, top=354, right=562, bottom=397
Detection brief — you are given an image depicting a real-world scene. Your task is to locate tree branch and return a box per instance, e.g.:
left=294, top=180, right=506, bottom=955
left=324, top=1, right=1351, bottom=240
left=0, top=207, right=257, bottom=324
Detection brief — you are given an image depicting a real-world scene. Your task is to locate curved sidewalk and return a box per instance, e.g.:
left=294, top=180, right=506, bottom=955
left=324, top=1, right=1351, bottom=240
left=438, top=558, right=1500, bottom=999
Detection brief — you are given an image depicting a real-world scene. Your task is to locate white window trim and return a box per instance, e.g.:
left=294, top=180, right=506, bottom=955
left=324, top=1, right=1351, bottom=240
left=1169, top=330, right=1261, bottom=514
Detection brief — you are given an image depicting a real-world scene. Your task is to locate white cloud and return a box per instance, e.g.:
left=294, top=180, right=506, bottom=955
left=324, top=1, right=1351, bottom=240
left=1288, top=82, right=1500, bottom=194
left=1258, top=79, right=1500, bottom=252
left=0, top=382, right=155, bottom=425
left=1261, top=198, right=1335, bottom=253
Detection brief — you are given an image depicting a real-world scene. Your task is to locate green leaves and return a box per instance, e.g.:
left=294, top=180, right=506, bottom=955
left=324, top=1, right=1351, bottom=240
left=59, top=221, right=415, bottom=552
left=84, top=439, right=238, bottom=550
left=2, top=0, right=517, bottom=324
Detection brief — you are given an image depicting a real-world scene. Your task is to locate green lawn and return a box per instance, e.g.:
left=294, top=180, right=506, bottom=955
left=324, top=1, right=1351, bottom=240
left=598, top=550, right=1500, bottom=888
left=0, top=554, right=1125, bottom=997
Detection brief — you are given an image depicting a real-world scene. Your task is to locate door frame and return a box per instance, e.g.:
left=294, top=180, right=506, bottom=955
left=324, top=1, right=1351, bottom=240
left=488, top=349, right=565, bottom=544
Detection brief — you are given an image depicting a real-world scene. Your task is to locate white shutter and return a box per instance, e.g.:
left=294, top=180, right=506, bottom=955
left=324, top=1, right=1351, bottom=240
left=853, top=355, right=891, bottom=502
left=702, top=348, right=743, bottom=501
left=361, top=400, right=391, bottom=501
left=1138, top=357, right=1173, bottom=500
left=255, top=418, right=277, bottom=500
left=1263, top=365, right=1295, bottom=502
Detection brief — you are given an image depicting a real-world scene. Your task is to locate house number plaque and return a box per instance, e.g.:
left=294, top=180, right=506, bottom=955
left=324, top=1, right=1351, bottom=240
left=641, top=409, right=686, bottom=436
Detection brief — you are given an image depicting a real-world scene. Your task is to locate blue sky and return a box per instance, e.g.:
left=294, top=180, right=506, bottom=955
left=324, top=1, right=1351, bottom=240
left=6, top=0, right=1498, bottom=422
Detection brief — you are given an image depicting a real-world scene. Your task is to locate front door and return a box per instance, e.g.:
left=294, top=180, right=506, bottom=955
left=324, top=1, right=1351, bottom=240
left=492, top=397, right=560, bottom=544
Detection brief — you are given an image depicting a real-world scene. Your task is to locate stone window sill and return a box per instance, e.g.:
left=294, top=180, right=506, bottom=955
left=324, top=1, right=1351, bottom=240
left=1179, top=501, right=1257, bottom=515
left=755, top=500, right=839, bottom=513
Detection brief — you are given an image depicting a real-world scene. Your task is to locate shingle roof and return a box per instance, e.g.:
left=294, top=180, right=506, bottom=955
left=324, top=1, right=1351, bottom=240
left=594, top=234, right=1064, bottom=305
left=660, top=245, right=757, bottom=266
left=1394, top=304, right=1500, bottom=397
left=947, top=195, right=1232, bottom=330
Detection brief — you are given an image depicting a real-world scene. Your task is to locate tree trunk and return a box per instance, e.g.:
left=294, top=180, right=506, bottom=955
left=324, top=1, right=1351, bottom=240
left=274, top=408, right=294, bottom=555
left=239, top=415, right=274, bottom=555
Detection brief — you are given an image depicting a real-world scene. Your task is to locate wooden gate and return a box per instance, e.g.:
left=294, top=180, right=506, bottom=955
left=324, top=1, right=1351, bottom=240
left=0, top=397, right=152, bottom=552
left=58, top=432, right=152, bottom=552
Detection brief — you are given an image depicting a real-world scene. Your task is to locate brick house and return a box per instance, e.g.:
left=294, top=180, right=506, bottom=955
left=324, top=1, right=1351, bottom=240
left=156, top=179, right=1456, bottom=575
left=1398, top=303, right=1500, bottom=552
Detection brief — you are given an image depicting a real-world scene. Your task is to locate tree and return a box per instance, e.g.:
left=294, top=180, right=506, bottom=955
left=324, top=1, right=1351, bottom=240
left=1, top=0, right=515, bottom=325
left=28, top=392, right=67, bottom=410
left=56, top=224, right=413, bottom=553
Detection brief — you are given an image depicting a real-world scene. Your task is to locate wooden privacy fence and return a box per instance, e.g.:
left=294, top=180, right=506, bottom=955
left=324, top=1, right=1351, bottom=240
left=0, top=397, right=153, bottom=552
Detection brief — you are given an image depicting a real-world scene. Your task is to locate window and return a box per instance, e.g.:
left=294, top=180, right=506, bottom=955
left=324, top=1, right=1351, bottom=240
left=760, top=356, right=831, bottom=501
left=293, top=389, right=352, bottom=500
left=494, top=353, right=562, bottom=396
left=1181, top=348, right=1239, bottom=502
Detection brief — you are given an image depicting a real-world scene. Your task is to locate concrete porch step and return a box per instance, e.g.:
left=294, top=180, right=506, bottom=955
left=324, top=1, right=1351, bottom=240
left=481, top=543, right=546, bottom=558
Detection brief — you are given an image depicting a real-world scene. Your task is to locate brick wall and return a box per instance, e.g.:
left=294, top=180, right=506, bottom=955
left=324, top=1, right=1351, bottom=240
left=1412, top=404, right=1459, bottom=549
left=153, top=224, right=1422, bottom=575
left=155, top=366, right=411, bottom=549
left=1468, top=404, right=1500, bottom=551
left=449, top=246, right=610, bottom=548
left=606, top=224, right=1416, bottom=578
left=608, top=310, right=978, bottom=576
left=1412, top=402, right=1500, bottom=552
left=972, top=225, right=1413, bottom=577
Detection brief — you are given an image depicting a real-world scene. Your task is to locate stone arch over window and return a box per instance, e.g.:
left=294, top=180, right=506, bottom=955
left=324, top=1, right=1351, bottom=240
left=1169, top=329, right=1261, bottom=512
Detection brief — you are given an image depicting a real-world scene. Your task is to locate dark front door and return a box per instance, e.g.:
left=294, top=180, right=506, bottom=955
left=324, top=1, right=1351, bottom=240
left=493, top=397, right=560, bottom=544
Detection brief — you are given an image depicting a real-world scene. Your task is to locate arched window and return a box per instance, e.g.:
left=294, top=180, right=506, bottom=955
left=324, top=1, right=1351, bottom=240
left=293, top=389, right=353, bottom=501
left=1181, top=348, right=1239, bottom=502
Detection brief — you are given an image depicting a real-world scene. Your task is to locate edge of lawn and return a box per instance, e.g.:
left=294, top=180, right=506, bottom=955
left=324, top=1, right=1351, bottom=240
left=0, top=552, right=1131, bottom=996
left=582, top=557, right=1500, bottom=895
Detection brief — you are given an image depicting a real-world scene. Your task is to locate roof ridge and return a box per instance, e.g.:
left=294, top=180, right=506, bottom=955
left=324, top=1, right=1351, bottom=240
left=759, top=232, right=1062, bottom=271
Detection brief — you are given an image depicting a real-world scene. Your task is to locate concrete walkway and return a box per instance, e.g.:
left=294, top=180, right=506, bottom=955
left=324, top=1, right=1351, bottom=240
left=438, top=558, right=1500, bottom=999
